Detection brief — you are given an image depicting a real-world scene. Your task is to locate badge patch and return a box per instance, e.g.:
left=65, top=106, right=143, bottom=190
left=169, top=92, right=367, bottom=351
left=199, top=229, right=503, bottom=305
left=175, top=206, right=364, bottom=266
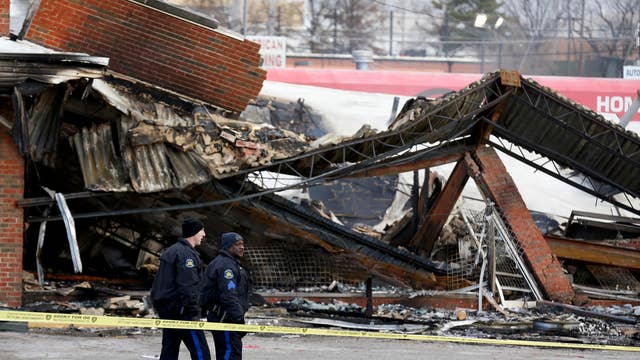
left=185, top=258, right=195, bottom=268
left=224, top=269, right=234, bottom=279
left=227, top=280, right=236, bottom=290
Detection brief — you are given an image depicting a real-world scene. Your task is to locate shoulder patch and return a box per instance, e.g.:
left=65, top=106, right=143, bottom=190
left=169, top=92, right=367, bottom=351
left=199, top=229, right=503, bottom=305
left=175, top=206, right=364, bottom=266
left=223, top=269, right=234, bottom=279
left=184, top=258, right=195, bottom=268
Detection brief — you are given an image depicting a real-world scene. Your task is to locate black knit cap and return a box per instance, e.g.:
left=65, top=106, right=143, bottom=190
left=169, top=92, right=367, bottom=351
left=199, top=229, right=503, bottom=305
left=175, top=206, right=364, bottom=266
left=221, top=232, right=244, bottom=250
left=182, top=218, right=204, bottom=238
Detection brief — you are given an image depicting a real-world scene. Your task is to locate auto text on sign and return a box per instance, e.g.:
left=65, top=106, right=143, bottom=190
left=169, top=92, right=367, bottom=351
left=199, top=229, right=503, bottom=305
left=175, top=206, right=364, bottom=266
left=623, top=65, right=640, bottom=79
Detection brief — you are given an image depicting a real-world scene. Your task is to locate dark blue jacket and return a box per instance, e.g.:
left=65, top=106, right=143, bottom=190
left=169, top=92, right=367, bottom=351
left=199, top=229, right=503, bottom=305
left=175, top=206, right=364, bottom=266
left=200, top=250, right=251, bottom=323
left=151, top=238, right=204, bottom=319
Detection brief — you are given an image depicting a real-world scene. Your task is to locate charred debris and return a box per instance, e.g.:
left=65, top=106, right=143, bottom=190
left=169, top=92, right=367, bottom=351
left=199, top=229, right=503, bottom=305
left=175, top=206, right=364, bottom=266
left=1, top=4, right=640, bottom=345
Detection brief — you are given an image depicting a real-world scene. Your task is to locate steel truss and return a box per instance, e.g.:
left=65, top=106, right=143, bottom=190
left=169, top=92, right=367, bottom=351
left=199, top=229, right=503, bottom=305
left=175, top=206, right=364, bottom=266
left=489, top=136, right=640, bottom=216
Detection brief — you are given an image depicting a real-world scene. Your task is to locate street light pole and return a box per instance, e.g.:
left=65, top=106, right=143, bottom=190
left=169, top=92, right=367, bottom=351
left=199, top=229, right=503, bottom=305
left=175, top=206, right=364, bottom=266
left=637, top=23, right=640, bottom=65
left=480, top=37, right=485, bottom=73
left=389, top=10, right=394, bottom=56
left=474, top=14, right=503, bottom=74
left=242, top=0, right=248, bottom=35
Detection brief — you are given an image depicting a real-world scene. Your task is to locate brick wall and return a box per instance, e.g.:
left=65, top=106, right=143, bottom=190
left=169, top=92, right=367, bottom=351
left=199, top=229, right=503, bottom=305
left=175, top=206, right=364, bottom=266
left=24, top=0, right=265, bottom=113
left=473, top=146, right=574, bottom=303
left=0, top=130, right=24, bottom=308
left=0, top=0, right=9, bottom=36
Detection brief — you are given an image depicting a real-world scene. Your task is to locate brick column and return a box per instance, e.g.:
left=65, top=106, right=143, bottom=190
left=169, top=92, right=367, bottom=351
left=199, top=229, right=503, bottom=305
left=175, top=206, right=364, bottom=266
left=471, top=146, right=574, bottom=303
left=0, top=130, right=24, bottom=308
left=0, top=0, right=9, bottom=36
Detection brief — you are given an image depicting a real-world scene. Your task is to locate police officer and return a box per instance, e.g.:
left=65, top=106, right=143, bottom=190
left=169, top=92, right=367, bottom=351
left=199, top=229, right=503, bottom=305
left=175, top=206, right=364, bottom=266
left=151, top=218, right=211, bottom=360
left=201, top=232, right=251, bottom=360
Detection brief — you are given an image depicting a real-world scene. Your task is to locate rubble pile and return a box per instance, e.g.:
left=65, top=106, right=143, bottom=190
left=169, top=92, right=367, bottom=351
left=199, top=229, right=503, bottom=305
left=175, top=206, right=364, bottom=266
left=16, top=274, right=640, bottom=346
left=272, top=298, right=640, bottom=346
left=22, top=274, right=153, bottom=319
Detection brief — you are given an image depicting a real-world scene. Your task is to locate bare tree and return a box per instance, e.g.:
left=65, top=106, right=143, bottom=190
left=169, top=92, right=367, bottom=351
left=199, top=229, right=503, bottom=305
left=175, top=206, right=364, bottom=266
left=502, top=0, right=562, bottom=40
left=300, top=0, right=384, bottom=54
left=303, top=0, right=335, bottom=53
left=501, top=0, right=564, bottom=74
left=580, top=0, right=639, bottom=76
left=336, top=0, right=385, bottom=53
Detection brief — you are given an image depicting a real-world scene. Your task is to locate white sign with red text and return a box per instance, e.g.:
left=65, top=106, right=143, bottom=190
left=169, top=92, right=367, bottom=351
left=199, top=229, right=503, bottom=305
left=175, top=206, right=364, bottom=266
left=247, top=36, right=286, bottom=69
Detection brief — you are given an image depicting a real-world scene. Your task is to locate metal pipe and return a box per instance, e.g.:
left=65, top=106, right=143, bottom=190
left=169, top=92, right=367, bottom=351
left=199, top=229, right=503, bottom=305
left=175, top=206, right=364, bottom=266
left=18, top=191, right=111, bottom=208
left=618, top=89, right=640, bottom=128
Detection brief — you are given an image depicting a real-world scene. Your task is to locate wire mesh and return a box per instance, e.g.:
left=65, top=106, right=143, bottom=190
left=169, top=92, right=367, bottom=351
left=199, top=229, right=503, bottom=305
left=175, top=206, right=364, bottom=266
left=443, top=210, right=482, bottom=291
left=245, top=244, right=363, bottom=289
left=445, top=203, right=538, bottom=299
left=489, top=205, right=541, bottom=299
left=585, top=264, right=640, bottom=292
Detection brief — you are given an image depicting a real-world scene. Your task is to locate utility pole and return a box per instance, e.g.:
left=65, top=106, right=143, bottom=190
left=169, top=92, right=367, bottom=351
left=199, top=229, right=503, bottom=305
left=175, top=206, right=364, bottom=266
left=442, top=3, right=449, bottom=59
left=480, top=37, right=485, bottom=73
left=566, top=0, right=572, bottom=76
left=268, top=0, right=275, bottom=35
left=242, top=0, right=248, bottom=35
left=577, top=0, right=585, bottom=74
left=389, top=11, right=394, bottom=56
left=637, top=23, right=640, bottom=65
left=333, top=8, right=338, bottom=54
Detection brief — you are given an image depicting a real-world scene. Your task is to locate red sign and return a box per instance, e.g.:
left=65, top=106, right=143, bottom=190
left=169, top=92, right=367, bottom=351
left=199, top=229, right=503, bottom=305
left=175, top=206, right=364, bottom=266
left=267, top=69, right=640, bottom=123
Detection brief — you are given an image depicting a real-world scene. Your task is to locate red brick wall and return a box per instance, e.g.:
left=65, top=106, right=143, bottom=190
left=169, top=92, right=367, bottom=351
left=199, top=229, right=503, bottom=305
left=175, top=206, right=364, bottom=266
left=0, top=130, right=24, bottom=308
left=24, top=0, right=265, bottom=113
left=0, top=0, right=9, bottom=35
left=473, top=147, right=574, bottom=303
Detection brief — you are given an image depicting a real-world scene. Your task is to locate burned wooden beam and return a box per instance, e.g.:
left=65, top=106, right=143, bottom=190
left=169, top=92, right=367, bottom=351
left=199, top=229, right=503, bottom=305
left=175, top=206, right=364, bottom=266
left=343, top=141, right=472, bottom=179
left=471, top=102, right=506, bottom=147
left=407, top=158, right=470, bottom=253
left=545, top=235, right=640, bottom=270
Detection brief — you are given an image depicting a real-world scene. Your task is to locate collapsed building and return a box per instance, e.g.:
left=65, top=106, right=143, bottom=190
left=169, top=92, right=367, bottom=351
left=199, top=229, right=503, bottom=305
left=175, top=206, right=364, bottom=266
left=0, top=0, right=639, bottom=320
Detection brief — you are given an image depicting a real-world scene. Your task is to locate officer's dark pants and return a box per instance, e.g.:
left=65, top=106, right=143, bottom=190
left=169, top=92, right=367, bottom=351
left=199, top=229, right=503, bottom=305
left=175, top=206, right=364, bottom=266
left=157, top=308, right=211, bottom=360
left=208, top=312, right=243, bottom=360
left=211, top=330, right=242, bottom=360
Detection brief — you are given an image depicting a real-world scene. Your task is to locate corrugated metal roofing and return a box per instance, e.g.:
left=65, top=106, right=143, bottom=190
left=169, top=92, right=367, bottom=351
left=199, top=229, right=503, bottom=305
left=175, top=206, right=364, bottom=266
left=71, top=77, right=310, bottom=192
left=0, top=39, right=108, bottom=93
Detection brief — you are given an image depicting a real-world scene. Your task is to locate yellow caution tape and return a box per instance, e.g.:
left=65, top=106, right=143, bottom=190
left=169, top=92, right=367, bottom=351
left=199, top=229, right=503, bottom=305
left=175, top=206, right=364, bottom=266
left=0, top=310, right=638, bottom=352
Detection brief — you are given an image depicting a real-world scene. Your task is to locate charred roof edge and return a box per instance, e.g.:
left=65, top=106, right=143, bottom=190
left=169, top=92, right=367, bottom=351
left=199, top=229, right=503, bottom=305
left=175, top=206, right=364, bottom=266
left=128, top=0, right=220, bottom=31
